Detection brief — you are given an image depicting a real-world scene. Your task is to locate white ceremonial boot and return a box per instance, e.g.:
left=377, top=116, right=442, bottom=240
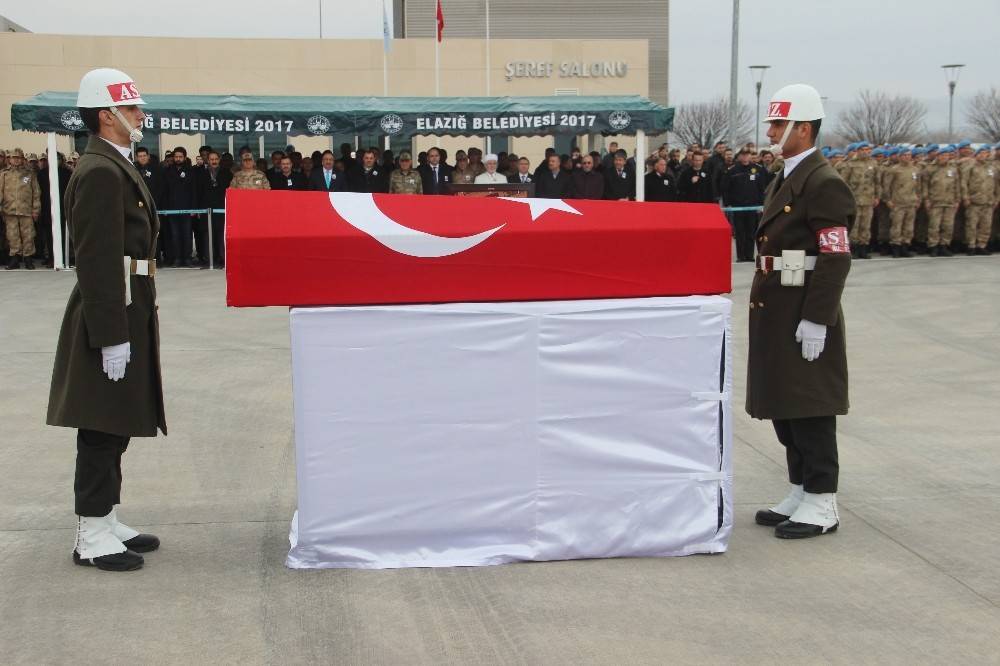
left=755, top=483, right=804, bottom=526
left=110, top=506, right=160, bottom=554
left=775, top=492, right=839, bottom=539
left=73, top=511, right=143, bottom=571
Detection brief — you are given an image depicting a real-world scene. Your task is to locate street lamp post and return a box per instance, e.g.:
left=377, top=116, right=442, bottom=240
left=942, top=64, right=965, bottom=140
left=749, top=65, right=770, bottom=148
left=728, top=0, right=740, bottom=146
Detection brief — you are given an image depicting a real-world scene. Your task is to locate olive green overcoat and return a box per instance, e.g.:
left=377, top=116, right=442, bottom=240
left=47, top=136, right=166, bottom=437
left=746, top=149, right=855, bottom=420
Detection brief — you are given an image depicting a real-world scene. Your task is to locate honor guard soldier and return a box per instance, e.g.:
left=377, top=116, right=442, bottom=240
left=389, top=152, right=424, bottom=194
left=842, top=141, right=880, bottom=258
left=961, top=145, right=998, bottom=255
left=750, top=84, right=855, bottom=539
left=0, top=147, right=42, bottom=269
left=230, top=153, right=271, bottom=190
left=47, top=68, right=165, bottom=571
left=923, top=145, right=961, bottom=256
left=882, top=147, right=923, bottom=257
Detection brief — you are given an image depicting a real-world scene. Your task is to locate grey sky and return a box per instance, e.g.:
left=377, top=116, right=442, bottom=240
left=2, top=0, right=996, bottom=133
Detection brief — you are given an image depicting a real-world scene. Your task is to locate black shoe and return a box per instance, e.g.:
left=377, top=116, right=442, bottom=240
left=966, top=247, right=975, bottom=256
left=860, top=245, right=871, bottom=259
left=23, top=257, right=34, bottom=270
left=975, top=247, right=988, bottom=256
left=940, top=246, right=953, bottom=257
left=891, top=245, right=901, bottom=258
left=122, top=533, right=160, bottom=553
left=755, top=509, right=790, bottom=527
left=6, top=256, right=19, bottom=270
left=73, top=549, right=144, bottom=571
left=901, top=244, right=913, bottom=258
left=850, top=246, right=859, bottom=259
left=775, top=520, right=839, bottom=539
left=928, top=246, right=939, bottom=257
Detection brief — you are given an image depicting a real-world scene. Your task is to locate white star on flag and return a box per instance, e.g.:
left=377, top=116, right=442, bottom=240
left=500, top=197, right=581, bottom=221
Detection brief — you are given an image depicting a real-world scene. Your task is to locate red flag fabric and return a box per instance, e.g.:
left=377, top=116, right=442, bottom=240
left=225, top=191, right=732, bottom=307
left=436, top=0, right=444, bottom=42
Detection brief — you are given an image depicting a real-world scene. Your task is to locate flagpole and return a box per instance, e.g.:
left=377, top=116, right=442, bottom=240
left=435, top=39, right=440, bottom=97
left=485, top=0, right=491, bottom=96
left=382, top=0, right=389, bottom=96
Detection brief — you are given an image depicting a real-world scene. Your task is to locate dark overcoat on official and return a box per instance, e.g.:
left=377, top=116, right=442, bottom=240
left=47, top=136, right=166, bottom=437
left=746, top=149, right=855, bottom=420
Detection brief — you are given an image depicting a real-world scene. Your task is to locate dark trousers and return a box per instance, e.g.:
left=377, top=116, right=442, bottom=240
left=193, top=214, right=208, bottom=264
left=169, top=214, right=193, bottom=266
left=35, top=216, right=53, bottom=260
left=74, top=429, right=130, bottom=517
left=211, top=213, right=226, bottom=265
left=158, top=215, right=173, bottom=264
left=732, top=211, right=759, bottom=261
left=772, top=416, right=838, bottom=493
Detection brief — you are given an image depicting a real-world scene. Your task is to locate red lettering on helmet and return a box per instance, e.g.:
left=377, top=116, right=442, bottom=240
left=817, top=226, right=851, bottom=254
left=106, top=82, right=140, bottom=103
left=768, top=101, right=791, bottom=119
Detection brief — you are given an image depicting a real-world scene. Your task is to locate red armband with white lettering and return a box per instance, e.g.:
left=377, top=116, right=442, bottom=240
left=817, top=227, right=851, bottom=254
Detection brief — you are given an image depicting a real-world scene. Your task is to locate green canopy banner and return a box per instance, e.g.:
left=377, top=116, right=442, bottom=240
left=11, top=92, right=673, bottom=138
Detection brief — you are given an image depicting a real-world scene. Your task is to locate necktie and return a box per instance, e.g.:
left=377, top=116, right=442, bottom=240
left=433, top=166, right=438, bottom=185
left=325, top=170, right=331, bottom=188
left=522, top=175, right=527, bottom=183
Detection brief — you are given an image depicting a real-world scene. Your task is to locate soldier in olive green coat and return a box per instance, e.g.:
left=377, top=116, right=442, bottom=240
left=47, top=68, right=163, bottom=573
left=750, top=84, right=854, bottom=540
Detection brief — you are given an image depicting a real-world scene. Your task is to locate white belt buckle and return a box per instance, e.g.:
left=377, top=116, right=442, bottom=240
left=780, top=250, right=806, bottom=287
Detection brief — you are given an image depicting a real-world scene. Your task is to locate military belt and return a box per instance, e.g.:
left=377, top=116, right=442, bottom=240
left=755, top=255, right=817, bottom=273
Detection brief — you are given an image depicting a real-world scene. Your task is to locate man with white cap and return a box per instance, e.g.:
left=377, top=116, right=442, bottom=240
left=47, top=68, right=166, bottom=571
left=474, top=153, right=507, bottom=184
left=748, top=83, right=855, bottom=539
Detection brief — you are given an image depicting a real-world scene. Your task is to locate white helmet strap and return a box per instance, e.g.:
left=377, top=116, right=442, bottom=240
left=109, top=106, right=143, bottom=144
left=768, top=121, right=798, bottom=157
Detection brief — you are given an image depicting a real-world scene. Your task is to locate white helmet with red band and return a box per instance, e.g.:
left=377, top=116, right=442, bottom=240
left=763, top=84, right=825, bottom=123
left=77, top=68, right=146, bottom=108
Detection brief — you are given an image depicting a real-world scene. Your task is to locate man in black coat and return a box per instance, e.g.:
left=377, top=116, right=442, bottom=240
left=417, top=146, right=453, bottom=195
left=36, top=153, right=73, bottom=266
left=270, top=156, right=308, bottom=191
left=134, top=147, right=164, bottom=265
left=721, top=148, right=767, bottom=262
left=677, top=153, right=715, bottom=203
left=161, top=147, right=198, bottom=267
left=507, top=156, right=534, bottom=187
left=309, top=150, right=347, bottom=192
left=603, top=151, right=635, bottom=200
left=196, top=150, right=232, bottom=267
left=644, top=157, right=677, bottom=202
left=534, top=154, right=574, bottom=199
left=347, top=149, right=388, bottom=193
left=570, top=154, right=605, bottom=199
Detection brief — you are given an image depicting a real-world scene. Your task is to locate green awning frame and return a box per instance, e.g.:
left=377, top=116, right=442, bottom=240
left=11, top=92, right=673, bottom=139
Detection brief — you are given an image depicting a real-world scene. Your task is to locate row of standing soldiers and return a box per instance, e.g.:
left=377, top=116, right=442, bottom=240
left=829, top=143, right=999, bottom=258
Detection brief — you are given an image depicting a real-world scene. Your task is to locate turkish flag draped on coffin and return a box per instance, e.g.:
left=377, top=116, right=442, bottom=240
left=225, top=190, right=732, bottom=307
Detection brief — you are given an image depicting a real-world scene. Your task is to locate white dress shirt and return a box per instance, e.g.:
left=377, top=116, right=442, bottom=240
left=101, top=136, right=132, bottom=161
left=782, top=146, right=817, bottom=179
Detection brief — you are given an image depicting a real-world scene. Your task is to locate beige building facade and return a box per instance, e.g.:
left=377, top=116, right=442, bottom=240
left=1, top=32, right=650, bottom=167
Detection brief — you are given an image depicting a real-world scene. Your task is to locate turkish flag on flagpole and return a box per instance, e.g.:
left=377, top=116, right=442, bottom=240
left=436, top=0, right=444, bottom=42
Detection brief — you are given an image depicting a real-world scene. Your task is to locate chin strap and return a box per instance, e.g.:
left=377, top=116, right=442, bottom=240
left=110, top=106, right=143, bottom=143
left=766, top=121, right=797, bottom=158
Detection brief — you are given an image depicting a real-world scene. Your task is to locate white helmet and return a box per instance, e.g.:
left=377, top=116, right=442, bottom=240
left=763, top=83, right=825, bottom=123
left=77, top=68, right=146, bottom=108
left=76, top=68, right=146, bottom=143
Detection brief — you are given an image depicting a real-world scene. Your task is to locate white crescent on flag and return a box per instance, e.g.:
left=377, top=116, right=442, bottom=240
left=329, top=192, right=505, bottom=258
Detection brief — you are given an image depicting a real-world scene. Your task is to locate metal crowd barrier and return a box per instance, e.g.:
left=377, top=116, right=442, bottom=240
left=156, top=208, right=227, bottom=270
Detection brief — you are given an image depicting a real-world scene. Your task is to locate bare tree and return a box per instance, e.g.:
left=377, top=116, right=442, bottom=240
left=671, top=97, right=753, bottom=148
left=836, top=91, right=926, bottom=144
left=965, top=87, right=1000, bottom=142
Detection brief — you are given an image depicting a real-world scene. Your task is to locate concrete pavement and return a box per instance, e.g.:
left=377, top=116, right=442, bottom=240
left=1, top=256, right=999, bottom=664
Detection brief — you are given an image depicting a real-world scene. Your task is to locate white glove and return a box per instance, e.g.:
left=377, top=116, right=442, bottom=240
left=795, top=320, right=826, bottom=362
left=101, top=342, right=131, bottom=381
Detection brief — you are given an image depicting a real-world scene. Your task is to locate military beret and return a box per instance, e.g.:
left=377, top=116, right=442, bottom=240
left=398, top=151, right=412, bottom=160
left=926, top=144, right=940, bottom=152
left=10, top=147, right=24, bottom=158
left=26, top=153, right=39, bottom=161
left=911, top=147, right=923, bottom=156
left=845, top=143, right=856, bottom=151
left=957, top=140, right=971, bottom=149
left=975, top=144, right=992, bottom=154
left=871, top=148, right=883, bottom=157
left=939, top=145, right=955, bottom=154
left=856, top=141, right=871, bottom=150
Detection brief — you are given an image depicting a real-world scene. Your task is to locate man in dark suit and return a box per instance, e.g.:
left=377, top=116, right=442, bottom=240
left=309, top=150, right=347, bottom=192
left=270, top=156, right=308, bottom=191
left=571, top=153, right=605, bottom=199
left=644, top=157, right=677, bottom=202
left=196, top=150, right=232, bottom=267
left=603, top=151, right=635, bottom=200
left=534, top=154, right=574, bottom=199
left=507, top=156, right=534, bottom=186
left=748, top=83, right=854, bottom=540
left=721, top=148, right=767, bottom=262
left=677, top=153, right=715, bottom=203
left=348, top=149, right=388, bottom=193
left=417, top=146, right=453, bottom=195
left=161, top=146, right=198, bottom=267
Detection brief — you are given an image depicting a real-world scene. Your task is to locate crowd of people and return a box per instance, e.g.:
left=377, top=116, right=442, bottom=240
left=2, top=137, right=998, bottom=270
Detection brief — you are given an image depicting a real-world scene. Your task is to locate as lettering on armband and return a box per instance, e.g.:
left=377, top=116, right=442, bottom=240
left=817, top=227, right=851, bottom=254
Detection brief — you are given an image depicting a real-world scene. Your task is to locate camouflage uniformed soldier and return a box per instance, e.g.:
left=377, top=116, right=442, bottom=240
left=388, top=152, right=423, bottom=194
left=961, top=145, right=998, bottom=255
left=872, top=147, right=893, bottom=253
left=842, top=142, right=880, bottom=258
left=451, top=151, right=477, bottom=185
left=230, top=153, right=271, bottom=190
left=0, top=147, right=42, bottom=269
left=0, top=148, right=8, bottom=172
left=883, top=148, right=923, bottom=257
left=923, top=146, right=961, bottom=256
